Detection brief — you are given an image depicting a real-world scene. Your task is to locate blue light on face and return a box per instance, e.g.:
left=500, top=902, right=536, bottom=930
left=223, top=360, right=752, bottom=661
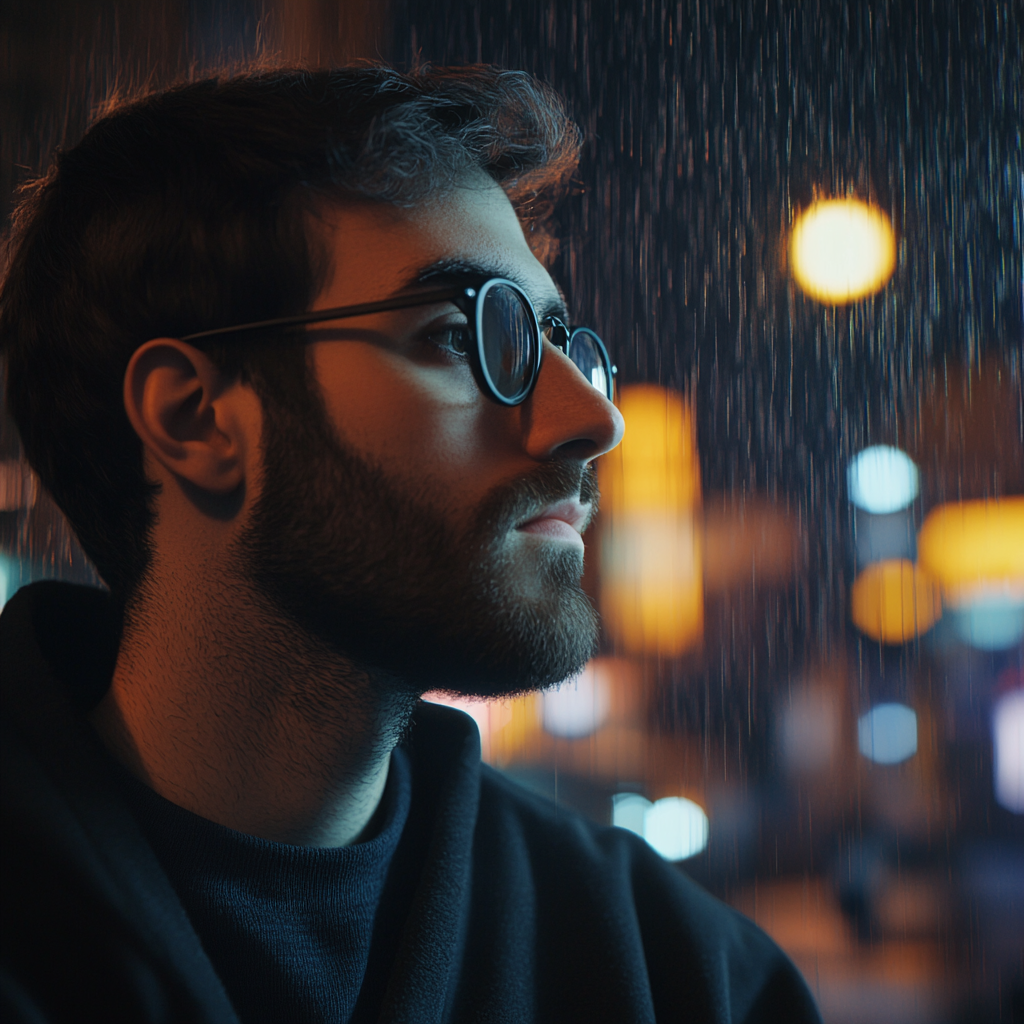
left=847, top=446, right=920, bottom=515
left=858, top=703, right=919, bottom=764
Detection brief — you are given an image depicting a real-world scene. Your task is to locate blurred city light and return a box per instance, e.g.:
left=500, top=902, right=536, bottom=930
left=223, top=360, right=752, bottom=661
left=993, top=689, right=1024, bottom=813
left=613, top=792, right=710, bottom=860
left=612, top=792, right=651, bottom=836
left=600, top=386, right=703, bottom=655
left=789, top=198, right=895, bottom=303
left=917, top=498, right=1024, bottom=606
left=858, top=703, right=918, bottom=764
left=849, top=559, right=942, bottom=644
left=953, top=594, right=1024, bottom=651
left=643, top=797, right=710, bottom=860
left=540, top=662, right=612, bottom=738
left=847, top=445, right=920, bottom=514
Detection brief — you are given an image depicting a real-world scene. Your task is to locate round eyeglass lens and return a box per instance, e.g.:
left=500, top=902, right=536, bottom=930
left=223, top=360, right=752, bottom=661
left=480, top=283, right=536, bottom=401
left=569, top=329, right=610, bottom=398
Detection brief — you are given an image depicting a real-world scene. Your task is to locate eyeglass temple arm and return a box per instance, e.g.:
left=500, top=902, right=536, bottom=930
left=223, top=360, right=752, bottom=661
left=180, top=285, right=474, bottom=343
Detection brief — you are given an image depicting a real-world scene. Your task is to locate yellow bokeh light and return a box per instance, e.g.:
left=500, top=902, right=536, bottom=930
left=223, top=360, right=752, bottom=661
left=600, top=386, right=701, bottom=515
left=790, top=198, right=895, bottom=303
left=849, top=559, right=942, bottom=644
left=600, top=386, right=703, bottom=656
left=917, top=498, right=1024, bottom=605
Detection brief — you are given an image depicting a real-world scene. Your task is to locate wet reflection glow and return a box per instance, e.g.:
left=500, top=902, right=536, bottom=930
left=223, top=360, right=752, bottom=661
left=849, top=559, right=942, bottom=643
left=790, top=199, right=895, bottom=303
left=858, top=703, right=918, bottom=764
left=847, top=446, right=919, bottom=514
left=613, top=793, right=709, bottom=861
left=993, top=690, right=1024, bottom=813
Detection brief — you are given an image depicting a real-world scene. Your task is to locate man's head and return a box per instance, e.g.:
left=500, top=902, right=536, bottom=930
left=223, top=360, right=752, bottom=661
left=1, top=65, right=623, bottom=695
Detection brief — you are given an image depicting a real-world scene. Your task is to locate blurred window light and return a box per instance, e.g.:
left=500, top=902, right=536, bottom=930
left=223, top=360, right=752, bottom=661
left=600, top=386, right=703, bottom=655
left=789, top=198, right=895, bottom=303
left=917, top=498, right=1024, bottom=607
left=611, top=793, right=710, bottom=860
left=849, top=559, right=942, bottom=644
left=0, top=555, right=10, bottom=608
left=847, top=446, right=920, bottom=514
left=993, top=689, right=1024, bottom=814
left=541, top=663, right=612, bottom=738
left=858, top=703, right=918, bottom=764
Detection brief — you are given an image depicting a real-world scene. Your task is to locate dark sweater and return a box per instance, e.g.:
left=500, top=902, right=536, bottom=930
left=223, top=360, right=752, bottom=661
left=112, top=748, right=413, bottom=1023
left=1, top=581, right=822, bottom=1023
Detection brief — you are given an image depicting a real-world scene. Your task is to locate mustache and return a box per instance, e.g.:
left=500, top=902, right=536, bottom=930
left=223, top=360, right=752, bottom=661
left=473, top=460, right=601, bottom=541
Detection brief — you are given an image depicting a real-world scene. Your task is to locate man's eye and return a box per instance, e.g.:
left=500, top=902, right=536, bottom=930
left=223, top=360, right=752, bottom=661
left=425, top=326, right=472, bottom=357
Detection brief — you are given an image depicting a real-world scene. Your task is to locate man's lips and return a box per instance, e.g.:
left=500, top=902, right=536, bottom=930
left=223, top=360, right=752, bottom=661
left=515, top=500, right=590, bottom=545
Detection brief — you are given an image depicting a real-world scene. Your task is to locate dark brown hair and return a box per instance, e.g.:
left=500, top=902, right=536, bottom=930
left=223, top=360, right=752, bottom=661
left=1, top=64, right=580, bottom=602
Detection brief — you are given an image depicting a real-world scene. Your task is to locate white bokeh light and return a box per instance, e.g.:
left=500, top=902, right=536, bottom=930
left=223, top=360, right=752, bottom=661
left=858, top=703, right=918, bottom=764
left=790, top=199, right=895, bottom=303
left=612, top=793, right=709, bottom=861
left=847, top=445, right=920, bottom=515
left=612, top=793, right=651, bottom=836
left=541, top=663, right=612, bottom=739
left=993, top=690, right=1024, bottom=814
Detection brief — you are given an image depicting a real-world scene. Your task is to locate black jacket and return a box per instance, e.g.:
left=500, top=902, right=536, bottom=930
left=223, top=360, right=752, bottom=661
left=1, top=581, right=821, bottom=1023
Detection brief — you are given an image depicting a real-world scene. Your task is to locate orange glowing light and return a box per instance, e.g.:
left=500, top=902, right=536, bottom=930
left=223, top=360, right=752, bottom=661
left=790, top=198, right=895, bottom=303
left=917, top=498, right=1024, bottom=605
left=849, top=559, right=942, bottom=644
left=600, top=386, right=703, bottom=655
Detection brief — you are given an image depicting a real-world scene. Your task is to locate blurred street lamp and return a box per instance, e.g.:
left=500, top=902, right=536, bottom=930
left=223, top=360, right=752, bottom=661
left=790, top=198, right=895, bottom=303
left=849, top=559, right=942, bottom=644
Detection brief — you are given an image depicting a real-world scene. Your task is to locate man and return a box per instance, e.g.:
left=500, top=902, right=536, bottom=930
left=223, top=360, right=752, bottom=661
left=1, top=65, right=821, bottom=1023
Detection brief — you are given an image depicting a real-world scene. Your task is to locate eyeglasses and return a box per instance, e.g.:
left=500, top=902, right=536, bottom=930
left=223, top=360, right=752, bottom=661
left=180, top=276, right=615, bottom=406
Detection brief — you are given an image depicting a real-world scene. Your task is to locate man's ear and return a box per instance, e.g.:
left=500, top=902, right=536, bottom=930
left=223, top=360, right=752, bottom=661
left=123, top=338, right=255, bottom=495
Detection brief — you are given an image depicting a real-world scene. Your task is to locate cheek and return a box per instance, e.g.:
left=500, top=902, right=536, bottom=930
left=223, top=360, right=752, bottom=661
left=310, top=342, right=503, bottom=493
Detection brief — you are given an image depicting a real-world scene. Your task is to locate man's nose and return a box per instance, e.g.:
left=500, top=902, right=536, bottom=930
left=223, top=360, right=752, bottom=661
left=522, top=341, right=625, bottom=461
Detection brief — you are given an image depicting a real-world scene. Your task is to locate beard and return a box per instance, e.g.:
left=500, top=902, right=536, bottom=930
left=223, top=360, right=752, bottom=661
left=234, top=360, right=600, bottom=698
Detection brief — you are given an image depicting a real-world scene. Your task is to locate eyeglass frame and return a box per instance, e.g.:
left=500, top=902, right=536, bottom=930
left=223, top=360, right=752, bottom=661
left=179, top=276, right=616, bottom=406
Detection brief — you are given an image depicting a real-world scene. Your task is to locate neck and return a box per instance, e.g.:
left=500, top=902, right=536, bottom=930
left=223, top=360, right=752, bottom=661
left=89, top=568, right=418, bottom=847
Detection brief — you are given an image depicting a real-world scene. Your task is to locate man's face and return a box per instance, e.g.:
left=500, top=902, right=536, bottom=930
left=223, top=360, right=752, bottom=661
left=238, top=177, right=624, bottom=696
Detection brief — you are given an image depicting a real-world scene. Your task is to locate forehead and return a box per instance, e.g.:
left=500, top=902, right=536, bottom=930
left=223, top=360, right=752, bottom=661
left=312, top=178, right=563, bottom=313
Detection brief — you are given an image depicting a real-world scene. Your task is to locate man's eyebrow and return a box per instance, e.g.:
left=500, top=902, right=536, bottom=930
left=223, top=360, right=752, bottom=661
left=401, top=258, right=570, bottom=322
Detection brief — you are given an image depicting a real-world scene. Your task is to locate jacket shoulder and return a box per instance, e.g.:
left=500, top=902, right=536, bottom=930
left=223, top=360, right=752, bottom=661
left=471, top=763, right=822, bottom=1023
